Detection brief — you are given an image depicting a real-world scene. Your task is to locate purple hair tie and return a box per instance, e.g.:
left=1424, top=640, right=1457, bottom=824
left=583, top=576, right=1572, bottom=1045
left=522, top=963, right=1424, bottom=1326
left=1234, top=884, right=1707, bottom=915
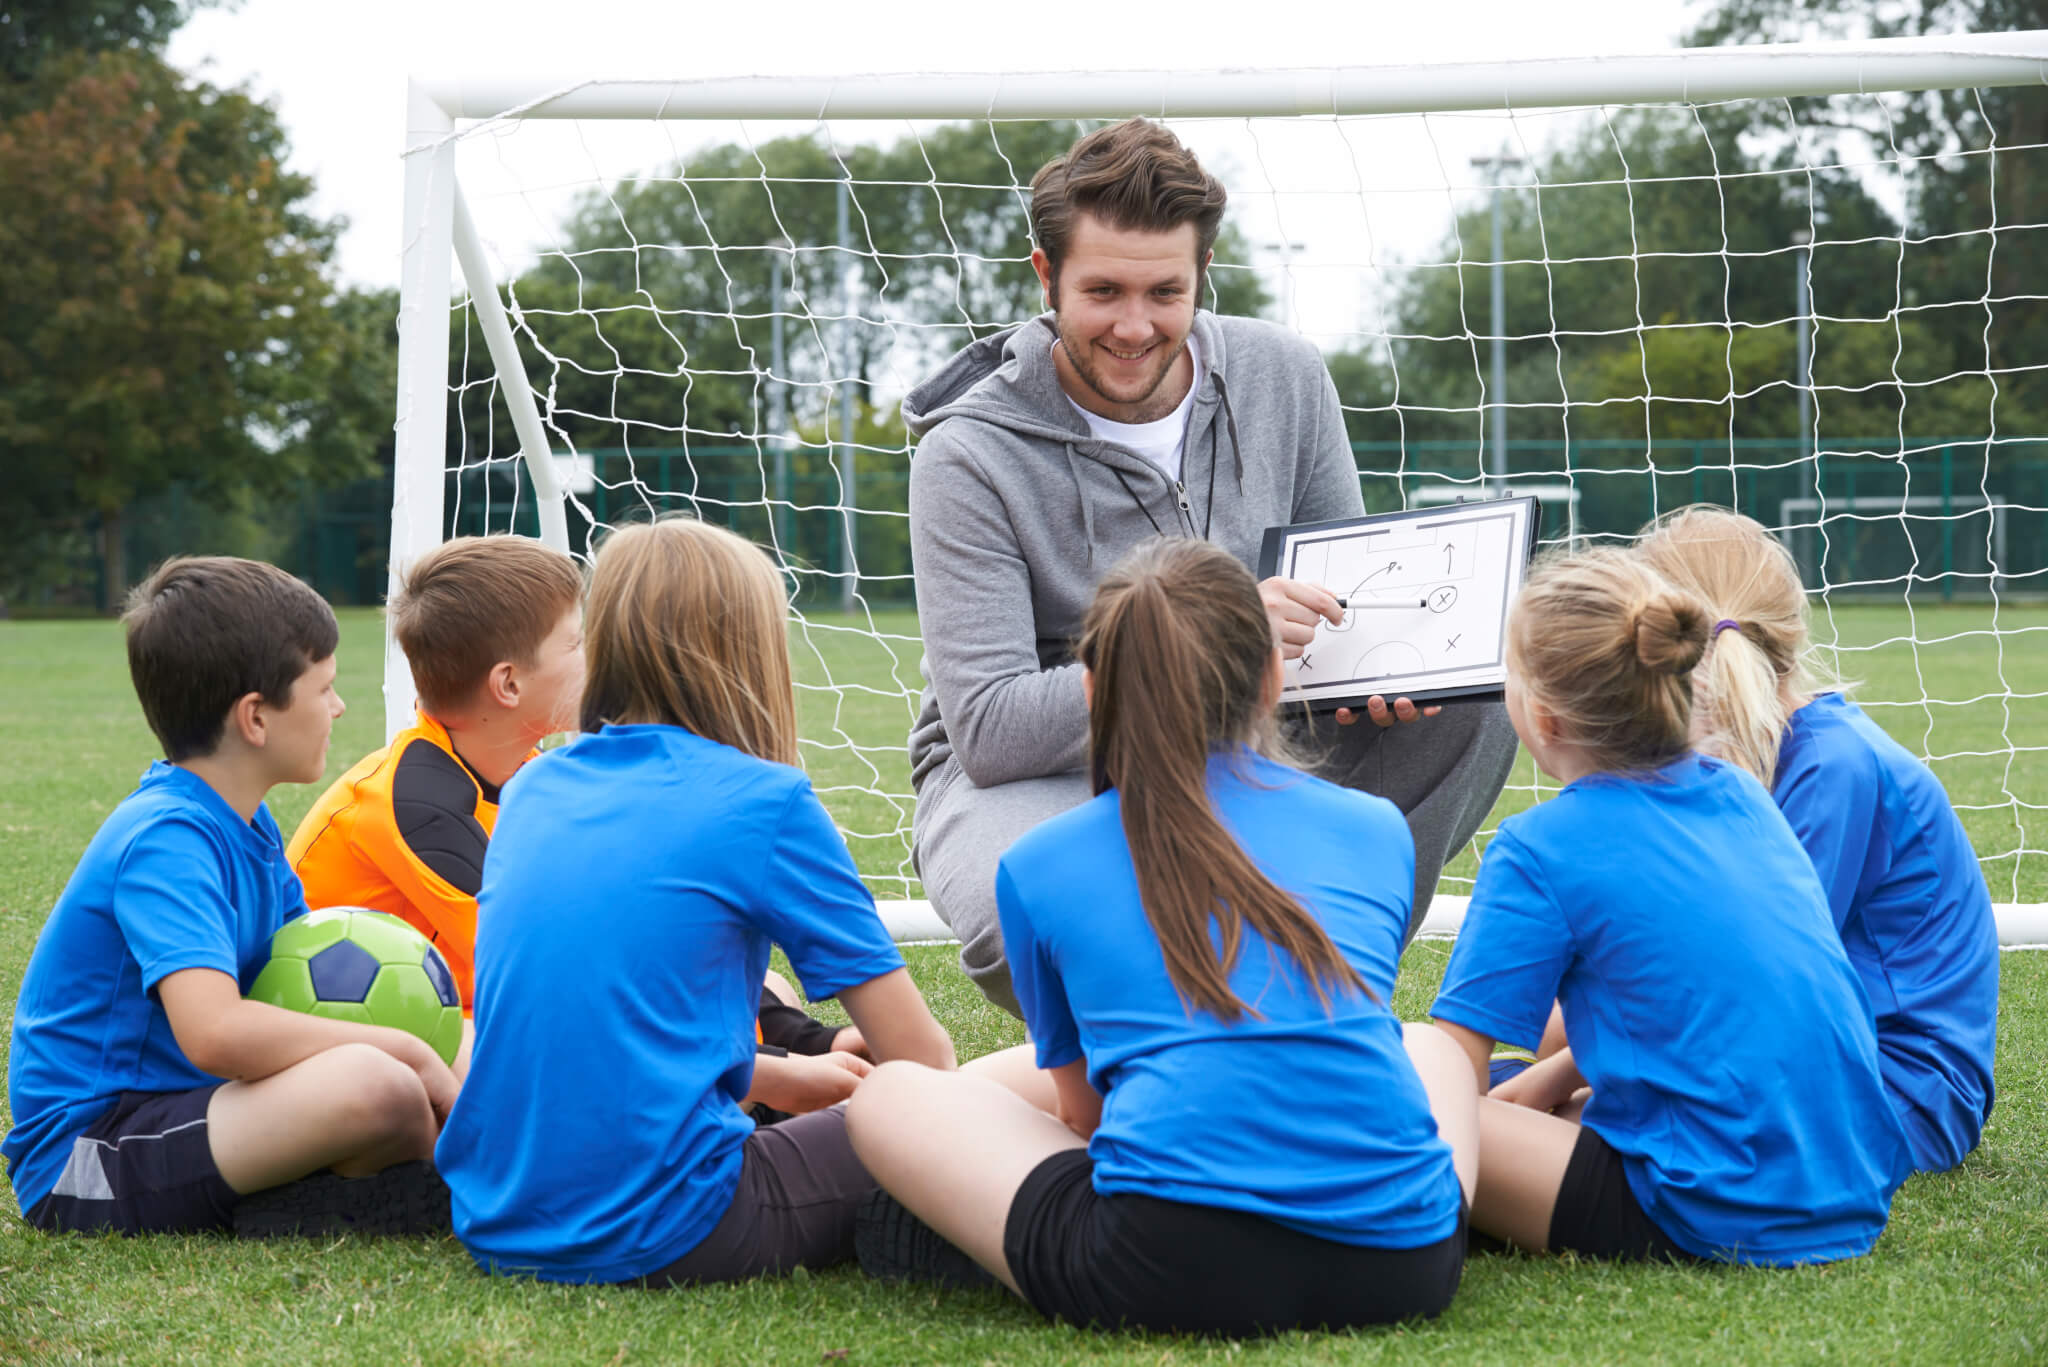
left=1713, top=619, right=1742, bottom=637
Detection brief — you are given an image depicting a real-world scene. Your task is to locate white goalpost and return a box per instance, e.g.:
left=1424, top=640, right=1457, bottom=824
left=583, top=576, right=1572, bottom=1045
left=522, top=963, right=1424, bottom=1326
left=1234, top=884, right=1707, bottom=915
left=390, top=30, right=2048, bottom=944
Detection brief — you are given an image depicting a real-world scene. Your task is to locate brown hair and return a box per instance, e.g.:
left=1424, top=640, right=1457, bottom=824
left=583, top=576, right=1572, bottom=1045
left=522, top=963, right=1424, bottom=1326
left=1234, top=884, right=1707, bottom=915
left=1030, top=118, right=1227, bottom=293
left=1636, top=505, right=1831, bottom=787
left=1508, top=548, right=1712, bottom=775
left=1078, top=539, right=1368, bottom=1023
left=123, top=557, right=339, bottom=762
left=390, top=535, right=584, bottom=715
left=579, top=517, right=797, bottom=766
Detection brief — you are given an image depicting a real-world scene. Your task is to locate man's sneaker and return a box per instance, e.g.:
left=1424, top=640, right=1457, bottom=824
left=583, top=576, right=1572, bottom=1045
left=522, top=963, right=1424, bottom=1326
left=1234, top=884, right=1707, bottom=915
left=233, top=1160, right=451, bottom=1239
left=852, top=1187, right=996, bottom=1290
left=1488, top=1048, right=1538, bottom=1090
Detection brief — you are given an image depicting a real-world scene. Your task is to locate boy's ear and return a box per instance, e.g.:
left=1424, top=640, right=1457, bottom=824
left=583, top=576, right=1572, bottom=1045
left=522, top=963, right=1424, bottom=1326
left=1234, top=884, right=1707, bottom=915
left=225, top=691, right=268, bottom=750
left=484, top=660, right=520, bottom=711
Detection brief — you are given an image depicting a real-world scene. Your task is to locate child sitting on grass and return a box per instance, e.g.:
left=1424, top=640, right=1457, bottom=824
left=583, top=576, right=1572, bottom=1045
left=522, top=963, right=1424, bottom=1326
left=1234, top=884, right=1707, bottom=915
left=1431, top=548, right=1912, bottom=1266
left=436, top=517, right=954, bottom=1286
left=845, top=538, right=1478, bottom=1337
left=289, top=534, right=857, bottom=1061
left=4, top=558, right=456, bottom=1236
left=1638, top=505, right=1998, bottom=1172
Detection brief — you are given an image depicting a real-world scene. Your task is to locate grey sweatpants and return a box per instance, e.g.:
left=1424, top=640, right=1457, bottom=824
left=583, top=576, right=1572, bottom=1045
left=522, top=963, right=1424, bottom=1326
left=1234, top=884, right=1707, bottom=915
left=910, top=699, right=1520, bottom=1017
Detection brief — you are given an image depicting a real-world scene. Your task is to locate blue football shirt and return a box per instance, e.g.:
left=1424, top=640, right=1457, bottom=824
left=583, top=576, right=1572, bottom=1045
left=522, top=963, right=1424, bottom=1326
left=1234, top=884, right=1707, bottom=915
left=999, top=748, right=1464, bottom=1250
left=436, top=724, right=907, bottom=1283
left=1774, top=693, right=1999, bottom=1172
left=5, top=762, right=307, bottom=1213
left=1430, top=753, right=1912, bottom=1266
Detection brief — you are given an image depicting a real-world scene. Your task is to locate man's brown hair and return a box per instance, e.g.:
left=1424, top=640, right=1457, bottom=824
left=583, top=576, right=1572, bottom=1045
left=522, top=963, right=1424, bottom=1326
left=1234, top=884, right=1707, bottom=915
left=391, top=536, right=584, bottom=715
left=1030, top=118, right=1228, bottom=293
left=124, top=557, right=340, bottom=762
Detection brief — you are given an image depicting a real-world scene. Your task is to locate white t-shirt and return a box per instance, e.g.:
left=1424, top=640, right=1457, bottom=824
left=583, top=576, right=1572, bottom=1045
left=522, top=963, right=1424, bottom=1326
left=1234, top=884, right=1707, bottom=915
left=1061, top=335, right=1204, bottom=482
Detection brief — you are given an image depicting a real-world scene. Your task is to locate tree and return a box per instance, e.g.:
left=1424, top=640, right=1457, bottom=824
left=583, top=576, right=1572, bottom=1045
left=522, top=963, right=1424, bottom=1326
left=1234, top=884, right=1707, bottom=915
left=1687, top=0, right=2048, bottom=435
left=0, top=49, right=352, bottom=599
left=453, top=122, right=1271, bottom=468
left=0, top=0, right=221, bottom=90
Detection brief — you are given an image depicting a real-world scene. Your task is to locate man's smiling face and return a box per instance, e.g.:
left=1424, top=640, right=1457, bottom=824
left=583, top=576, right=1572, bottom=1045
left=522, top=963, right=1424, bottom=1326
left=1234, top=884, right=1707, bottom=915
left=1037, top=213, right=1204, bottom=426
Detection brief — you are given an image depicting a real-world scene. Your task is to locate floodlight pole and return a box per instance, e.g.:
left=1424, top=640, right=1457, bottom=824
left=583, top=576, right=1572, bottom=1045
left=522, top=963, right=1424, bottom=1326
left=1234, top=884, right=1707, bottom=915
left=836, top=176, right=858, bottom=613
left=1471, top=151, right=1526, bottom=496
left=1792, top=229, right=1814, bottom=496
left=768, top=250, right=790, bottom=553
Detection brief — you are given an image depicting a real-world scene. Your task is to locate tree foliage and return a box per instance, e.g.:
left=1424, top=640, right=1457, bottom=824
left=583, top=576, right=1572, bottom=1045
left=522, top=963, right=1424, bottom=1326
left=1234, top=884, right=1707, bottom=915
left=0, top=0, right=222, bottom=91
left=0, top=48, right=353, bottom=598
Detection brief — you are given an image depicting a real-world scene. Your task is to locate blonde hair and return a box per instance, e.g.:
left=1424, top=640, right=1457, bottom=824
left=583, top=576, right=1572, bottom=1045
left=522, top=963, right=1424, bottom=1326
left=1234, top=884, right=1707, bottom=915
left=579, top=517, right=797, bottom=767
left=1509, top=547, right=1712, bottom=775
left=1636, top=506, right=1830, bottom=787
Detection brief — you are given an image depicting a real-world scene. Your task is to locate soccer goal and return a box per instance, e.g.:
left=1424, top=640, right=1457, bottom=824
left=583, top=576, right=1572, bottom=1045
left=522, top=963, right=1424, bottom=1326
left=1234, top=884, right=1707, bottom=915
left=390, top=31, right=2048, bottom=937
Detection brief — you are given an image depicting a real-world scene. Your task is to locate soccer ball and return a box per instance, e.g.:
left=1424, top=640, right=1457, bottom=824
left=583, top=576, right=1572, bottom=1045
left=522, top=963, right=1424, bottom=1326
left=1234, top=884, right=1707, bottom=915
left=247, top=908, right=465, bottom=1065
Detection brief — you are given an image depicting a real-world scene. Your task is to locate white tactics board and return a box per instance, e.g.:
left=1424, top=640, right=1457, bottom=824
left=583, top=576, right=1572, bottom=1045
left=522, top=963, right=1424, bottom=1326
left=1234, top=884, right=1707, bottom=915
left=1258, top=497, right=1537, bottom=709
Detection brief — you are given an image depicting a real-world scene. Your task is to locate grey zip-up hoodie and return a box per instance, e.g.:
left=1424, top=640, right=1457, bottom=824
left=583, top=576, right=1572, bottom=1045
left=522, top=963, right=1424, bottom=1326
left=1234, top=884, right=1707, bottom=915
left=904, top=310, right=1364, bottom=791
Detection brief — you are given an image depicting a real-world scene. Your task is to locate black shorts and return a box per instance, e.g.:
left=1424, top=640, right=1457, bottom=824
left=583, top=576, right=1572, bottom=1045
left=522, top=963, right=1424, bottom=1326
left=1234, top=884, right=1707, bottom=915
left=24, top=1086, right=238, bottom=1236
left=1002, top=1149, right=1466, bottom=1337
left=1547, top=1127, right=1703, bottom=1264
left=638, top=1107, right=874, bottom=1287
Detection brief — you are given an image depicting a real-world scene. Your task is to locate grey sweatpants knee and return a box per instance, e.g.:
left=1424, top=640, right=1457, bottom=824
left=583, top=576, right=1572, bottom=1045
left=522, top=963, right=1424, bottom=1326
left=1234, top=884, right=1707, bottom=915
left=910, top=763, right=1093, bottom=1018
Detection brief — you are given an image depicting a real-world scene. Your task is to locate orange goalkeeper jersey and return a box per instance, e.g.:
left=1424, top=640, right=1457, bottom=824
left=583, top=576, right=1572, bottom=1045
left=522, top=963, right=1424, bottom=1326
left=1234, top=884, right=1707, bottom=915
left=288, top=712, right=527, bottom=1009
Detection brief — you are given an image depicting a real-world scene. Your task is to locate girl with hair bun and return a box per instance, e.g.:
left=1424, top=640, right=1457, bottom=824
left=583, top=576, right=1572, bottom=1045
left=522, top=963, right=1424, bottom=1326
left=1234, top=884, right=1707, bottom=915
left=1430, top=548, right=1911, bottom=1266
left=1638, top=505, right=1998, bottom=1173
left=846, top=537, right=1478, bottom=1337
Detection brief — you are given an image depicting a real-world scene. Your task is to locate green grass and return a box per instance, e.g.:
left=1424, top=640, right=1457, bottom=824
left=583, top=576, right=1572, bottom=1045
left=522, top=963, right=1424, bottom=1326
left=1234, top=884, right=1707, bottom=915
left=3, top=606, right=2047, bottom=1364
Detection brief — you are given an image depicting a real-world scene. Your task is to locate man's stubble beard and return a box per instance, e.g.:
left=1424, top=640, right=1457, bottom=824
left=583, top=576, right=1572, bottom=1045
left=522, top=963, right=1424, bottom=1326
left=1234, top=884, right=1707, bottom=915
left=1053, top=314, right=1191, bottom=425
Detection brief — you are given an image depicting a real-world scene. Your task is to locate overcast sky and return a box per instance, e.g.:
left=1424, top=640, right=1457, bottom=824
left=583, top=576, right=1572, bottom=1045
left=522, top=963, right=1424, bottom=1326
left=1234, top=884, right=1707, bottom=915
left=166, top=0, right=1703, bottom=323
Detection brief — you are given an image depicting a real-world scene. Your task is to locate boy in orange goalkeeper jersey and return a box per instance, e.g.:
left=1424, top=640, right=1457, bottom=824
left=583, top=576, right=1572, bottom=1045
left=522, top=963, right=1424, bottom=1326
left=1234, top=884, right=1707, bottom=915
left=289, top=535, right=861, bottom=1064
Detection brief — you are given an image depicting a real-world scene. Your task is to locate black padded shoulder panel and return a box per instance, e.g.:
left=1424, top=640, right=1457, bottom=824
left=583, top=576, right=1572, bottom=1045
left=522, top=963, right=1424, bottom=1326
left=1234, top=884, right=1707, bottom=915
left=391, top=741, right=491, bottom=896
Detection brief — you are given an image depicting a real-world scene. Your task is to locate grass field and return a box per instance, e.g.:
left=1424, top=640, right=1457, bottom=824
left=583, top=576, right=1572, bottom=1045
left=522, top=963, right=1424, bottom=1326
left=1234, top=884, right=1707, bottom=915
left=3, top=605, right=2046, bottom=1364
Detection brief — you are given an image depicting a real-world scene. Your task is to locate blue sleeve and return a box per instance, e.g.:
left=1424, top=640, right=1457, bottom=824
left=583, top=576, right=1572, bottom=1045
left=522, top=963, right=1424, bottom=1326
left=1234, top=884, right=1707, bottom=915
left=997, top=859, right=1082, bottom=1070
left=750, top=780, right=905, bottom=1000
left=112, top=820, right=240, bottom=993
left=1428, top=831, right=1572, bottom=1050
left=1774, top=745, right=1877, bottom=932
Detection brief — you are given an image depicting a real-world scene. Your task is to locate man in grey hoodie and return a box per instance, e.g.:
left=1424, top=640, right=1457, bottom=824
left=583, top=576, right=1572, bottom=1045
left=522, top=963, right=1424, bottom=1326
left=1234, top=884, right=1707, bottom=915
left=905, top=118, right=1518, bottom=1015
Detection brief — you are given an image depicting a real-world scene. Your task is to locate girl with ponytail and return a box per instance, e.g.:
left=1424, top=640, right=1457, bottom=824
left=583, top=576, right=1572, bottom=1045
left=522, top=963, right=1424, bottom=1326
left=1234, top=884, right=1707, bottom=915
left=846, top=538, right=1478, bottom=1337
left=1638, top=506, right=1997, bottom=1173
left=1430, top=548, right=1912, bottom=1266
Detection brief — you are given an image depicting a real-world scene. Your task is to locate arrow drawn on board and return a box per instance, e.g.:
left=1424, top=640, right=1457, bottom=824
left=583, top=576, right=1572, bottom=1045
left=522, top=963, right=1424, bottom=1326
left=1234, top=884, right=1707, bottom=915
left=1347, top=561, right=1400, bottom=598
left=1444, top=543, right=1455, bottom=571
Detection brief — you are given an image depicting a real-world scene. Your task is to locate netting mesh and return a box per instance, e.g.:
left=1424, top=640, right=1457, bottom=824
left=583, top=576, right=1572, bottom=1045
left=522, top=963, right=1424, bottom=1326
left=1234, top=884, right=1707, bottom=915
left=421, top=85, right=2047, bottom=904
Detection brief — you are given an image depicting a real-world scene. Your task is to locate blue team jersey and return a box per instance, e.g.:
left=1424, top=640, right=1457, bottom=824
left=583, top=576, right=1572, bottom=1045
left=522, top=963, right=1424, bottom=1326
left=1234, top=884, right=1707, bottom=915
left=5, top=763, right=306, bottom=1212
left=1430, top=753, right=1911, bottom=1266
left=1774, top=693, right=1999, bottom=1172
left=436, top=724, right=907, bottom=1283
left=999, top=748, right=1464, bottom=1250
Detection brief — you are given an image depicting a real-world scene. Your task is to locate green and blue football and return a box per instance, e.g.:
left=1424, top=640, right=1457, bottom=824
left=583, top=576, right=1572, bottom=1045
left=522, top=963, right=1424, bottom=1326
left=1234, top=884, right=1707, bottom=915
left=247, top=908, right=465, bottom=1065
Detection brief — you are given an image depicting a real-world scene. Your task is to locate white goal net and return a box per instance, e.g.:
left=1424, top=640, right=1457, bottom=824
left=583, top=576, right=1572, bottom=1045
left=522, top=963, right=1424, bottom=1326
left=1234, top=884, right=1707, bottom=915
left=392, top=33, right=2048, bottom=924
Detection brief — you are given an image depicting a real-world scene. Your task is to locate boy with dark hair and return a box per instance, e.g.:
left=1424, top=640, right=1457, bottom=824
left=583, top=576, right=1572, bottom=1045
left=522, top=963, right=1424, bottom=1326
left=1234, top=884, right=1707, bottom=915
left=289, top=534, right=857, bottom=1059
left=4, top=557, right=456, bottom=1236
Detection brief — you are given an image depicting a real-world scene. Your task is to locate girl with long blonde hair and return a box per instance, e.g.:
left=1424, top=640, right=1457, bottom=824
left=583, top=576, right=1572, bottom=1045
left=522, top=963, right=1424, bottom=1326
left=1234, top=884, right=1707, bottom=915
left=436, top=517, right=954, bottom=1287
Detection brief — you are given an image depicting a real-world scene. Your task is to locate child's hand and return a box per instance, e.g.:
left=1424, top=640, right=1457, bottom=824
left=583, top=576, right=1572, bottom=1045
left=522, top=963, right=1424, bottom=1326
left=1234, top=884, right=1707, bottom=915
left=830, top=1025, right=873, bottom=1062
left=748, top=1051, right=873, bottom=1115
left=1490, top=1048, right=1582, bottom=1115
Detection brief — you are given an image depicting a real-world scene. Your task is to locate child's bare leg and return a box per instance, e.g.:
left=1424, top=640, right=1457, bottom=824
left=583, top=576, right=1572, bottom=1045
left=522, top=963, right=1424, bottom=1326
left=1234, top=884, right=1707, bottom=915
left=960, top=1043, right=1059, bottom=1113
left=206, top=1043, right=436, bottom=1194
left=1402, top=1022, right=1479, bottom=1207
left=1536, top=1003, right=1569, bottom=1060
left=1470, top=1096, right=1581, bottom=1251
left=453, top=1018, right=475, bottom=1084
left=845, top=1060, right=1084, bottom=1296
left=762, top=969, right=801, bottom=1009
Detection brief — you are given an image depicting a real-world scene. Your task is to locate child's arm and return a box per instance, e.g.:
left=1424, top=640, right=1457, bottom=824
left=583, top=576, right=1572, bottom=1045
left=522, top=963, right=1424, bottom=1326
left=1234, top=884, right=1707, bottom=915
left=1492, top=1046, right=1586, bottom=1113
left=838, top=968, right=956, bottom=1071
left=156, top=967, right=459, bottom=1125
left=1049, top=1059, right=1102, bottom=1141
left=1432, top=1019, right=1495, bottom=1095
left=743, top=1050, right=872, bottom=1114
